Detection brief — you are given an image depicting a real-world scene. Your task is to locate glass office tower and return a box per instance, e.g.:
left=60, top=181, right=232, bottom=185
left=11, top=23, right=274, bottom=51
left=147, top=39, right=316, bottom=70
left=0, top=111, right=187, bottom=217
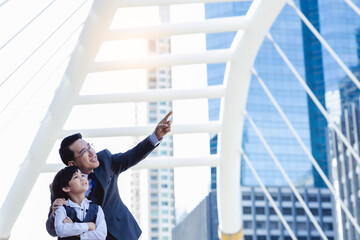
left=206, top=1, right=323, bottom=187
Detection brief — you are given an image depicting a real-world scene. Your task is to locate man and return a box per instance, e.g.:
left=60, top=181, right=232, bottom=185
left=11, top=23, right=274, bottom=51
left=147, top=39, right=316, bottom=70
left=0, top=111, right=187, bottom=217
left=46, top=111, right=172, bottom=240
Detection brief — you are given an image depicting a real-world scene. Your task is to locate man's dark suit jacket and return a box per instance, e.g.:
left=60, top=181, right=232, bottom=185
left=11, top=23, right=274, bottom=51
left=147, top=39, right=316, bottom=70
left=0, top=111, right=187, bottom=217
left=46, top=136, right=156, bottom=240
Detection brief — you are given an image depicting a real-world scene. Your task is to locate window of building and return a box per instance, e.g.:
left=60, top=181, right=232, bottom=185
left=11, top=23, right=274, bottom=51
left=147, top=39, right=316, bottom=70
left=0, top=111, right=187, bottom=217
left=151, top=176, right=157, bottom=180
left=161, top=175, right=168, bottom=180
left=255, top=193, right=264, bottom=201
left=161, top=193, right=168, bottom=197
left=282, top=194, right=291, bottom=201
left=162, top=227, right=168, bottom=232
left=244, top=236, right=252, bottom=240
left=270, top=221, right=279, bottom=230
left=321, top=196, right=331, bottom=202
left=296, top=208, right=305, bottom=215
left=244, top=221, right=252, bottom=229
left=151, top=228, right=159, bottom=232
left=162, top=218, right=169, bottom=223
left=310, top=237, right=320, bottom=240
left=151, top=237, right=158, bottom=240
left=151, top=193, right=158, bottom=197
left=151, top=184, right=157, bottom=189
left=322, top=209, right=332, bottom=216
left=271, top=194, right=278, bottom=201
left=162, top=237, right=169, bottom=240
left=151, top=210, right=158, bottom=216
left=256, top=221, right=265, bottom=229
left=308, top=195, right=317, bottom=202
left=269, top=207, right=276, bottom=215
left=270, top=236, right=279, bottom=240
left=151, top=201, right=158, bottom=206
left=255, top=207, right=265, bottom=214
left=242, top=194, right=251, bottom=200
left=243, top=207, right=251, bottom=214
left=151, top=219, right=158, bottom=223
left=161, top=184, right=168, bottom=188
left=162, top=210, right=169, bottom=214
left=297, top=222, right=306, bottom=231
left=282, top=207, right=292, bottom=215
left=310, top=208, right=318, bottom=215
left=257, top=236, right=266, bottom=240
left=323, top=222, right=333, bottom=230
left=161, top=201, right=168, bottom=206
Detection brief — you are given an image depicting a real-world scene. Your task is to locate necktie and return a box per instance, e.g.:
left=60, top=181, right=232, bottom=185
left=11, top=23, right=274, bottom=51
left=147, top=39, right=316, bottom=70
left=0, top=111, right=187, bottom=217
left=88, top=173, right=96, bottom=189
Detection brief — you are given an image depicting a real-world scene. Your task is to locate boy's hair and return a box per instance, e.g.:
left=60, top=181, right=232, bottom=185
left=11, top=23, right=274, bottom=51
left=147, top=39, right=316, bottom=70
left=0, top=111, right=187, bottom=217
left=59, top=133, right=82, bottom=165
left=51, top=166, right=79, bottom=199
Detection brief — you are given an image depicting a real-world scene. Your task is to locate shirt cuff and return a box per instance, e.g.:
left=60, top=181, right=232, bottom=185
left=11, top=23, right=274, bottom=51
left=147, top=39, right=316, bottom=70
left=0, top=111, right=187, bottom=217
left=149, top=132, right=162, bottom=147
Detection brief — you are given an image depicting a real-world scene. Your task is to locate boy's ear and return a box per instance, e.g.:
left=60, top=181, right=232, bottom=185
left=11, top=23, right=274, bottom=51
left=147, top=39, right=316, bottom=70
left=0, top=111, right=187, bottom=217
left=68, top=161, right=74, bottom=166
left=62, top=186, right=70, bottom=193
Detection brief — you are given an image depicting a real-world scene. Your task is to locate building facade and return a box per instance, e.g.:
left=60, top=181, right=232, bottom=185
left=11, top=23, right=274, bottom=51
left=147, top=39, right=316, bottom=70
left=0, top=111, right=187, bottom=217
left=205, top=1, right=321, bottom=187
left=172, top=187, right=335, bottom=240
left=329, top=75, right=360, bottom=240
left=203, top=0, right=360, bottom=239
left=130, top=6, right=175, bottom=240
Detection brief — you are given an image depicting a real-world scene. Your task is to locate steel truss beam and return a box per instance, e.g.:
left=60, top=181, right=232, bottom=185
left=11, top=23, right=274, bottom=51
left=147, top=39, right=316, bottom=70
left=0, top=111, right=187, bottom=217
left=43, top=155, right=220, bottom=173
left=106, top=16, right=247, bottom=40
left=76, top=86, right=226, bottom=104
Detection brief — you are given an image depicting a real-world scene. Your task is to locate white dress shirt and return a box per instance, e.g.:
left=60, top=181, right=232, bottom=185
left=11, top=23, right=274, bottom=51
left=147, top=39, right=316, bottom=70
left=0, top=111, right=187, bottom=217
left=55, top=198, right=107, bottom=240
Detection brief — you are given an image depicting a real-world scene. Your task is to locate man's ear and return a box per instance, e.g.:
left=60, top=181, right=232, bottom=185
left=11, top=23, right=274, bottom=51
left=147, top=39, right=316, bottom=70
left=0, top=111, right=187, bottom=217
left=62, top=186, right=70, bottom=193
left=68, top=161, right=74, bottom=166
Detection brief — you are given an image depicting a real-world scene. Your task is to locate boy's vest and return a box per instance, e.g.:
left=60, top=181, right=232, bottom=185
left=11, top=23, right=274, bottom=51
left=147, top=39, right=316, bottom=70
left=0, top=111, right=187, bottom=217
left=58, top=203, right=99, bottom=240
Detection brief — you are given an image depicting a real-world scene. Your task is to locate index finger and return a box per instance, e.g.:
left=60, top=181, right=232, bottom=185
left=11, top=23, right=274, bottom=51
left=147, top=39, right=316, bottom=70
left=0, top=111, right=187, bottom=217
left=161, top=111, right=173, bottom=123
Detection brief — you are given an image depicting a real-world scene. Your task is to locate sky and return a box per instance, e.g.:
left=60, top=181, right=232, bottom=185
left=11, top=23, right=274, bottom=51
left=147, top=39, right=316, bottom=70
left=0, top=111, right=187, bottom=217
left=0, top=1, right=212, bottom=239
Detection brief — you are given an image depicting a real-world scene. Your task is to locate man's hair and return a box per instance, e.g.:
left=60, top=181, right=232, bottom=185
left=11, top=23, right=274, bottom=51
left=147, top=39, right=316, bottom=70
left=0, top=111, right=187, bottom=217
left=59, top=133, right=82, bottom=165
left=51, top=166, right=79, bottom=199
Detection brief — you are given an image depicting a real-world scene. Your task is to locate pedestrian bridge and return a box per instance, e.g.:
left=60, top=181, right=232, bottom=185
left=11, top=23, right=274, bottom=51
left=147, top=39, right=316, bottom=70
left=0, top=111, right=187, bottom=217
left=0, top=0, right=360, bottom=239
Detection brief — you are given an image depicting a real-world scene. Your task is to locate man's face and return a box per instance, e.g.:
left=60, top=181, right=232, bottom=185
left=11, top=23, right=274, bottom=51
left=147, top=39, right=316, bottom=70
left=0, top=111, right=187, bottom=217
left=63, top=170, right=89, bottom=195
left=68, top=138, right=99, bottom=174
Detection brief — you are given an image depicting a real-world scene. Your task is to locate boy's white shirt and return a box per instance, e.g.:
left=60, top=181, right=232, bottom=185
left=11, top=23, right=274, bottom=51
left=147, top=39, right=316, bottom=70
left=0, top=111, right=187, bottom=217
left=54, top=198, right=107, bottom=240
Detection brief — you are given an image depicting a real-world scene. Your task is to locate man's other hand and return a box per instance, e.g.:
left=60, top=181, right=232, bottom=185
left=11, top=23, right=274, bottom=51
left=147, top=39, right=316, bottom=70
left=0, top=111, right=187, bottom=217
left=52, top=198, right=66, bottom=215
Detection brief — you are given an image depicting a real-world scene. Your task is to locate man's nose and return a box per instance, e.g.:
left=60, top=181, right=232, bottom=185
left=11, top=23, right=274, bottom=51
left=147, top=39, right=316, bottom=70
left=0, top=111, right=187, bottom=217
left=88, top=148, right=95, bottom=156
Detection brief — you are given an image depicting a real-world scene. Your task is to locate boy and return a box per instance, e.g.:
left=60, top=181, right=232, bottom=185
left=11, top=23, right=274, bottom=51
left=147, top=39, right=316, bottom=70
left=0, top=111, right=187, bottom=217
left=51, top=166, right=107, bottom=240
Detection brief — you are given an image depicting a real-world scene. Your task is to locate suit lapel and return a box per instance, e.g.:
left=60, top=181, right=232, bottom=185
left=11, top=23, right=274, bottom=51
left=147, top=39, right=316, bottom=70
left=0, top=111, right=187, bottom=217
left=90, top=167, right=106, bottom=205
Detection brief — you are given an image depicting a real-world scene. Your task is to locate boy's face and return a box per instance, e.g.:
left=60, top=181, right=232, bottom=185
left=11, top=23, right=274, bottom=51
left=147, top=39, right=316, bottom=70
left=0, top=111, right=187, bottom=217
left=68, top=138, right=99, bottom=174
left=63, top=170, right=89, bottom=194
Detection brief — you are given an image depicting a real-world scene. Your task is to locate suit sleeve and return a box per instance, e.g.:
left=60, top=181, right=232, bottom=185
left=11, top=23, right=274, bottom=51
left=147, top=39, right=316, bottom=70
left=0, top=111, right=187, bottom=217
left=45, top=185, right=57, bottom=237
left=110, top=135, right=157, bottom=174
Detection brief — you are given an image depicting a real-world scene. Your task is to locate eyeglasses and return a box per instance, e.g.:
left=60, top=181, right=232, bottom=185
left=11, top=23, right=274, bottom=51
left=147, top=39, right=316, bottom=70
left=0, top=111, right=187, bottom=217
left=74, top=143, right=94, bottom=160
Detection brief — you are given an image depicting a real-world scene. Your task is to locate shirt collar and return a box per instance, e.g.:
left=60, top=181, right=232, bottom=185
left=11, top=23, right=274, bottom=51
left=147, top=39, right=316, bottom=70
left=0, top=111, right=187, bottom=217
left=66, top=197, right=92, bottom=208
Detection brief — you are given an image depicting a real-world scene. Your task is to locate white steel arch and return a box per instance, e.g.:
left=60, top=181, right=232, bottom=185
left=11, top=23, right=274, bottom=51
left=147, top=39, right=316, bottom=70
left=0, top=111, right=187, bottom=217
left=0, top=0, right=290, bottom=239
